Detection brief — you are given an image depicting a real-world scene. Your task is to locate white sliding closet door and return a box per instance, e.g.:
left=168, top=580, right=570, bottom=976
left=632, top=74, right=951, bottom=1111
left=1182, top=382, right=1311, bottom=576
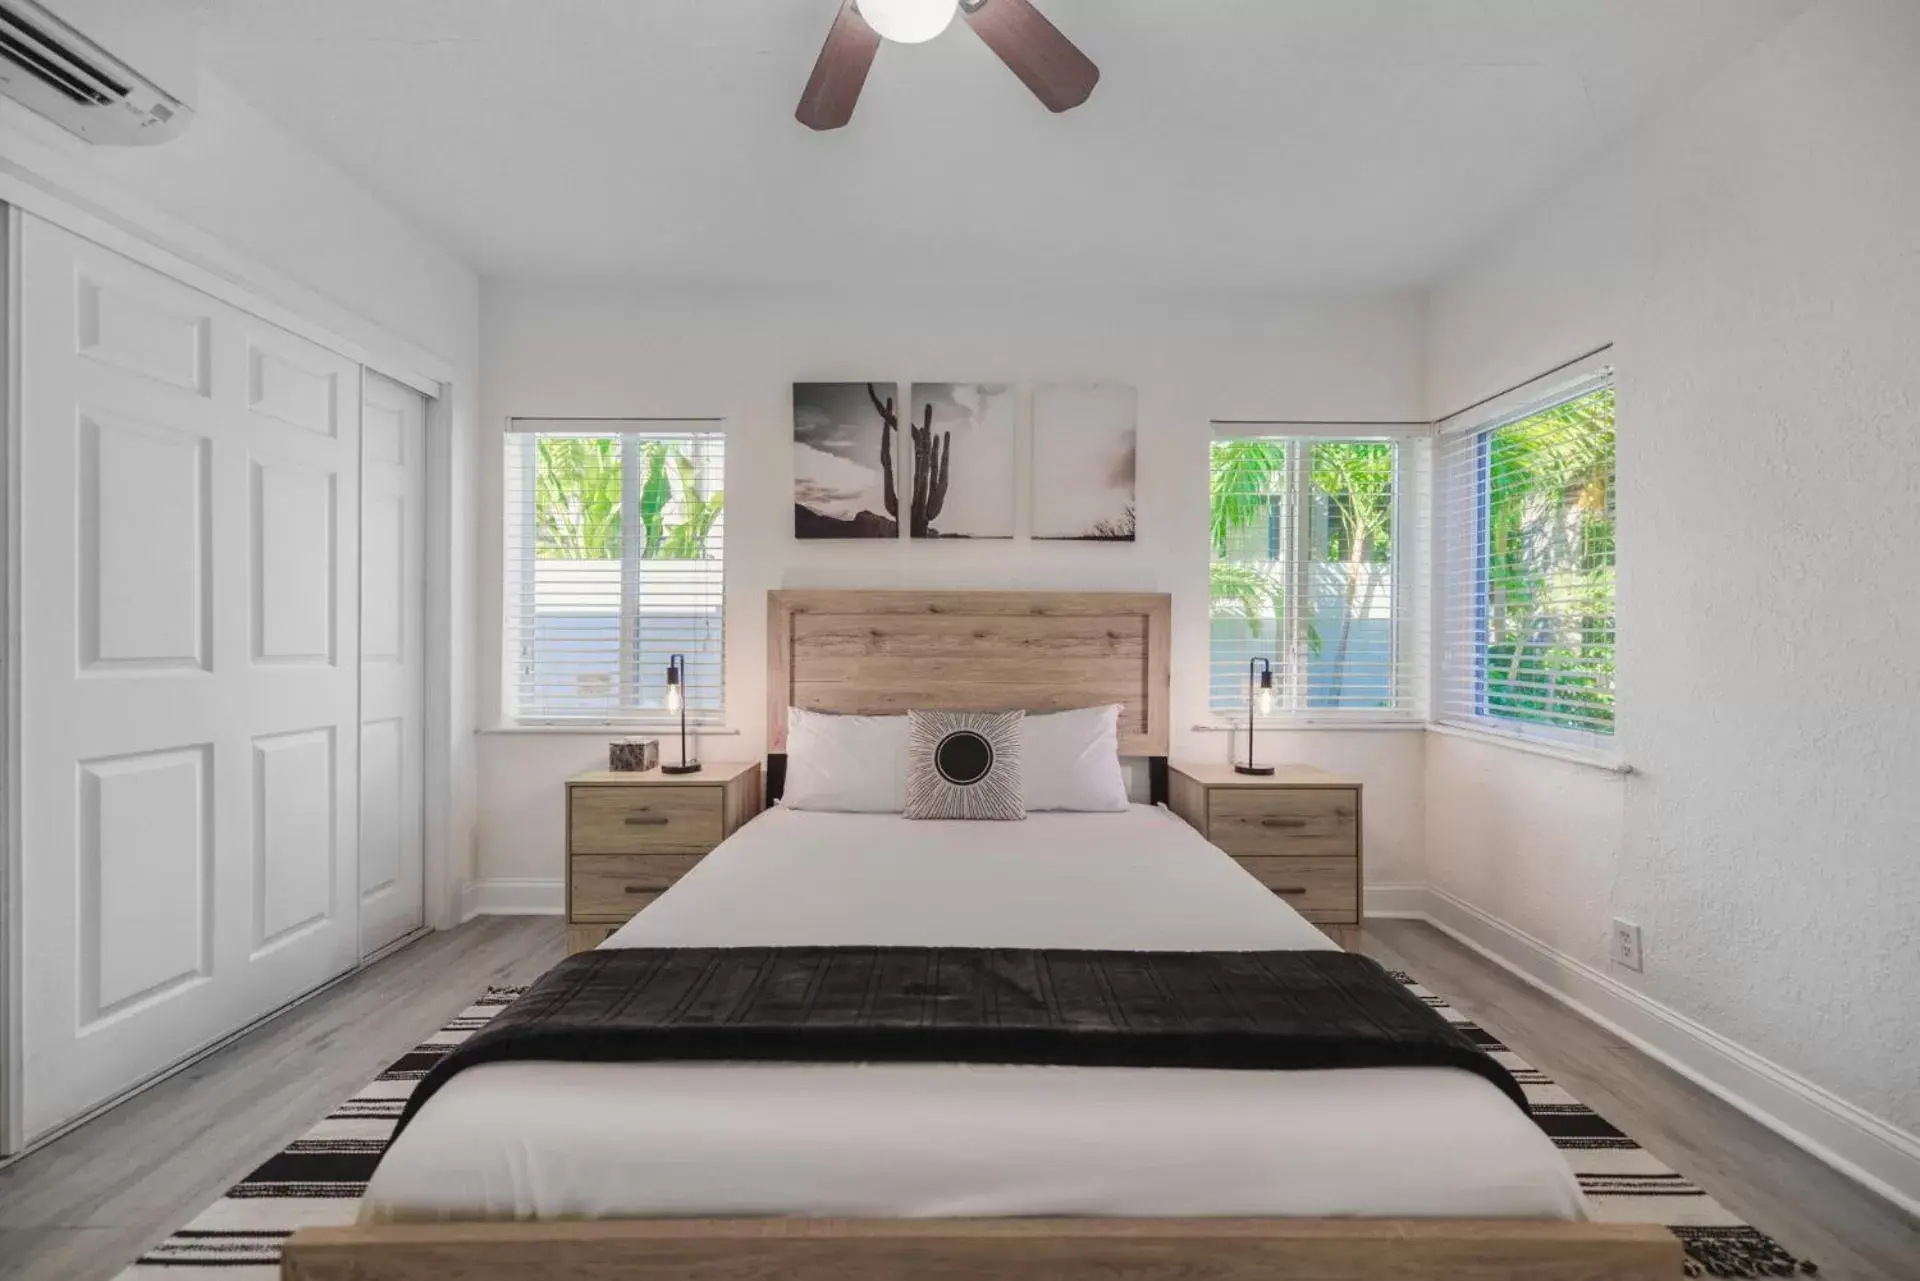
left=358, top=372, right=426, bottom=956
left=15, top=216, right=361, bottom=1142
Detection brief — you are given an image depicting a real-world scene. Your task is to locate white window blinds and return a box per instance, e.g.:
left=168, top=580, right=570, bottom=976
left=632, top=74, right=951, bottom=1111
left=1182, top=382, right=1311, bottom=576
left=504, top=422, right=725, bottom=724
left=1435, top=374, right=1616, bottom=748
left=1209, top=435, right=1416, bottom=718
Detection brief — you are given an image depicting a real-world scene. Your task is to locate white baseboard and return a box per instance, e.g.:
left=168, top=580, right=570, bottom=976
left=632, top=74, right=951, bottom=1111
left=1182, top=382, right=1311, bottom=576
left=465, top=878, right=564, bottom=917
left=1420, top=885, right=1920, bottom=1218
left=1363, top=882, right=1428, bottom=918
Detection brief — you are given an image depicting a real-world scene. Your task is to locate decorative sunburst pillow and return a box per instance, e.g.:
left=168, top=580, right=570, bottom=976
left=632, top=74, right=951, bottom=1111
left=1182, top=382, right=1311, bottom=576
left=904, top=709, right=1026, bottom=820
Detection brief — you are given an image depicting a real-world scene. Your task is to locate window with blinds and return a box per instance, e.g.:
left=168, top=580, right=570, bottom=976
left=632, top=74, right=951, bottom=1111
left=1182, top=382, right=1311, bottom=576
left=1209, top=435, right=1414, bottom=718
left=1435, top=377, right=1615, bottom=748
left=504, top=422, right=725, bottom=724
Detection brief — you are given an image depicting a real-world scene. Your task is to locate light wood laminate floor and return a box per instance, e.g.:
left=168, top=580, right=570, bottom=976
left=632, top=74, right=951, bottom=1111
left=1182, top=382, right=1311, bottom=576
left=1363, top=921, right=1919, bottom=1281
left=0, top=917, right=565, bottom=1281
left=0, top=916, right=1912, bottom=1281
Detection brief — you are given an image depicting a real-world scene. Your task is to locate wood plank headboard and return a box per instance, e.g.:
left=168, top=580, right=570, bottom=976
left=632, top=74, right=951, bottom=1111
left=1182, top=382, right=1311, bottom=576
left=767, top=590, right=1172, bottom=757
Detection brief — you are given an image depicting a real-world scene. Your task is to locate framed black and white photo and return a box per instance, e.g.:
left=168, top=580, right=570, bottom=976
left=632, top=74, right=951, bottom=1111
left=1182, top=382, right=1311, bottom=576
left=908, top=383, right=1016, bottom=539
left=1032, top=383, right=1137, bottom=541
left=793, top=382, right=901, bottom=539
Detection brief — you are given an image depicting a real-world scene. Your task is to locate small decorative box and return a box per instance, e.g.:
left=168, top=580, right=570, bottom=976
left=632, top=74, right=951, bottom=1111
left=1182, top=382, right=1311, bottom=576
left=608, top=737, right=660, bottom=773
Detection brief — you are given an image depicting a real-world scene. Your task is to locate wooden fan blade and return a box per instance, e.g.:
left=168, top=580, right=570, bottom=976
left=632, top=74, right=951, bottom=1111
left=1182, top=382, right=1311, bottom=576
left=960, top=0, right=1099, bottom=113
left=796, top=0, right=882, bottom=131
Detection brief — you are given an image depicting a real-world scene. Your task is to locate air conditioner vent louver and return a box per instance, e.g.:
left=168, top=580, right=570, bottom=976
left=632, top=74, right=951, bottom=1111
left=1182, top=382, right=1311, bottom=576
left=0, top=0, right=193, bottom=144
left=0, top=7, right=127, bottom=107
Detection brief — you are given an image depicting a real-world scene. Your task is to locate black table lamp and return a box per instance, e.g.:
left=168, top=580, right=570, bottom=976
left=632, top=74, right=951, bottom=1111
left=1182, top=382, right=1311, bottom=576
left=661, top=653, right=702, bottom=775
left=1236, top=656, right=1275, bottom=776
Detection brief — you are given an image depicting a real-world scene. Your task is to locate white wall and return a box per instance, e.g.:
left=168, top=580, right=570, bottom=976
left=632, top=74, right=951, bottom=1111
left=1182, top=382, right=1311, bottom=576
left=1, top=71, right=485, bottom=916
left=476, top=283, right=1429, bottom=891
left=1425, top=0, right=1919, bottom=1162
left=0, top=74, right=475, bottom=364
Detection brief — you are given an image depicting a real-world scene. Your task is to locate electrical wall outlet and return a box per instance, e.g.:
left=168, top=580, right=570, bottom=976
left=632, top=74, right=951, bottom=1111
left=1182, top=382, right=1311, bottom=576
left=1612, top=919, right=1644, bottom=972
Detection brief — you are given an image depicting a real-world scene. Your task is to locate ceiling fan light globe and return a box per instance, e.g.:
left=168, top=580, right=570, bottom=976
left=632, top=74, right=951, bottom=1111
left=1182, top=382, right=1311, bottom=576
left=857, top=0, right=957, bottom=44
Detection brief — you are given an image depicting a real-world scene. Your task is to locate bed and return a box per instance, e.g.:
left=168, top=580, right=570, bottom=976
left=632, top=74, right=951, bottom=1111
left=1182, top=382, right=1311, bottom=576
left=282, top=590, right=1679, bottom=1280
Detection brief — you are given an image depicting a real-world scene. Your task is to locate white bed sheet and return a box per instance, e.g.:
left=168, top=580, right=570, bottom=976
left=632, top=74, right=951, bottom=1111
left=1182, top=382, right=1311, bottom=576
left=364, top=806, right=1585, bottom=1224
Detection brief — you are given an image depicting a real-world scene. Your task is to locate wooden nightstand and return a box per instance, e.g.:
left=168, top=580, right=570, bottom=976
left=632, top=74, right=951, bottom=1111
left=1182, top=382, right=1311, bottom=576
left=564, top=761, right=763, bottom=953
left=1167, top=761, right=1363, bottom=950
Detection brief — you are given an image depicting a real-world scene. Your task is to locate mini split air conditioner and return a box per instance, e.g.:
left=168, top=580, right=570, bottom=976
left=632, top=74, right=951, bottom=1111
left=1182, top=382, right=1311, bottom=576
left=0, top=0, right=195, bottom=144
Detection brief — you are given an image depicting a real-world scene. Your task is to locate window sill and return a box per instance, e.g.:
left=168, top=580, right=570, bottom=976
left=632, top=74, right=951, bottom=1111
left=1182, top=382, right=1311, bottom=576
left=1426, top=720, right=1631, bottom=775
left=482, top=723, right=742, bottom=737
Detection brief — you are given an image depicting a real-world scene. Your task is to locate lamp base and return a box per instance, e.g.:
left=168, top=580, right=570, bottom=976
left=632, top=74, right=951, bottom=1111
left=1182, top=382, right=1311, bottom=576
left=1234, top=763, right=1276, bottom=777
left=661, top=762, right=703, bottom=776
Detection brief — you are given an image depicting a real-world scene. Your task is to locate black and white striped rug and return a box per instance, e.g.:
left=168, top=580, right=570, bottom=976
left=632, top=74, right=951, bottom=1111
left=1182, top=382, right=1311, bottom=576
left=120, top=976, right=1816, bottom=1278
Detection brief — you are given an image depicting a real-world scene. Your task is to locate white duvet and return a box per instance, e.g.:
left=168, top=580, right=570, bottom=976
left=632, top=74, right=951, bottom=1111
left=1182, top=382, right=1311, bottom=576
left=363, top=805, right=1585, bottom=1223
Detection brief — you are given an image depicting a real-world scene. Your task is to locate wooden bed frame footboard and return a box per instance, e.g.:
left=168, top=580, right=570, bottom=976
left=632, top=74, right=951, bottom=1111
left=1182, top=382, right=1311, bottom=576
left=281, top=1217, right=1682, bottom=1280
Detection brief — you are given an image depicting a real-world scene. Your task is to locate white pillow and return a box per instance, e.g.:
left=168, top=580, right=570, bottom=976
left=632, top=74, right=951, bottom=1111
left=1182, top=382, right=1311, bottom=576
left=1022, top=704, right=1129, bottom=812
left=781, top=708, right=908, bottom=812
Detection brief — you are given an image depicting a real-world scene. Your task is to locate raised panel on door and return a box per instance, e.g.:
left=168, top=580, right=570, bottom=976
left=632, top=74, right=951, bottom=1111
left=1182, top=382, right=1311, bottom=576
left=250, top=457, right=338, bottom=664
left=14, top=216, right=361, bottom=1145
left=252, top=727, right=338, bottom=951
left=358, top=371, right=427, bottom=955
left=74, top=266, right=212, bottom=395
left=78, top=407, right=211, bottom=673
left=359, top=717, right=405, bottom=900
left=361, top=493, right=404, bottom=663
left=78, top=746, right=213, bottom=1021
left=249, top=342, right=339, bottom=437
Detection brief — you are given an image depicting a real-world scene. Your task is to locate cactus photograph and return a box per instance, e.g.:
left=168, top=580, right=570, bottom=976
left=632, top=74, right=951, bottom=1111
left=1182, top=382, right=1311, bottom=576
left=907, top=383, right=1016, bottom=539
left=792, top=381, right=901, bottom=539
left=1032, top=383, right=1138, bottom=541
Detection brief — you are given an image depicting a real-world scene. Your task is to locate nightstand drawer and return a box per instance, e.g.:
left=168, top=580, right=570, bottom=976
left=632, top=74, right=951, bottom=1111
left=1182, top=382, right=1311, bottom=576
left=569, top=785, right=723, bottom=853
left=1208, top=788, right=1358, bottom=858
left=569, top=856, right=697, bottom=921
left=1234, top=856, right=1358, bottom=923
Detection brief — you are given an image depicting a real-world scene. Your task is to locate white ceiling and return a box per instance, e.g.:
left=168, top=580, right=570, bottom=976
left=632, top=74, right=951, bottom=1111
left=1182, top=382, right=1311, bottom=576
left=196, top=0, right=1810, bottom=292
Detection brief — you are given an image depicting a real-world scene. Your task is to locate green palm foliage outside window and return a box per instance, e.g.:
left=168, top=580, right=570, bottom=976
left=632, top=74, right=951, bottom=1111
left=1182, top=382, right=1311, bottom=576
left=1307, top=441, right=1395, bottom=705
left=533, top=437, right=724, bottom=560
left=1210, top=436, right=1403, bottom=713
left=1474, top=387, right=1616, bottom=733
left=1209, top=439, right=1289, bottom=635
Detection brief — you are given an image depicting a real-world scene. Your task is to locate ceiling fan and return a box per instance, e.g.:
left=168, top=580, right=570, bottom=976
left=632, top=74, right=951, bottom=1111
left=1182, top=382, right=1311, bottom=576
left=797, top=0, right=1099, bottom=131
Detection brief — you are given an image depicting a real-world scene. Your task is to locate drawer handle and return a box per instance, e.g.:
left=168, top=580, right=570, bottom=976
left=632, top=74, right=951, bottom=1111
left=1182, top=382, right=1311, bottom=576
left=624, top=885, right=657, bottom=895
left=1261, top=817, right=1309, bottom=829
left=1269, top=886, right=1308, bottom=896
left=624, top=815, right=670, bottom=827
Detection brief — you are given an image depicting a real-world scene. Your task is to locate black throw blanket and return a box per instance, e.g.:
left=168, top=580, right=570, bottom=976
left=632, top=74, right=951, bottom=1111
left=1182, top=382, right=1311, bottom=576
left=389, top=947, right=1529, bottom=1142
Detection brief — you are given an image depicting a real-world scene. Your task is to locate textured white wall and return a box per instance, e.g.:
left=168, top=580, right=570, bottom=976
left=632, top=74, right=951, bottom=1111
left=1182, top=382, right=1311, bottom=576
left=1425, top=0, right=1920, bottom=1135
left=475, top=283, right=1429, bottom=887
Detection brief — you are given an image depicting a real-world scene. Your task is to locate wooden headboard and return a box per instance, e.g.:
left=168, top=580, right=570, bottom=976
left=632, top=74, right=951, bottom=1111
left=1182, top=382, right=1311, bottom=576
left=767, top=590, right=1172, bottom=758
